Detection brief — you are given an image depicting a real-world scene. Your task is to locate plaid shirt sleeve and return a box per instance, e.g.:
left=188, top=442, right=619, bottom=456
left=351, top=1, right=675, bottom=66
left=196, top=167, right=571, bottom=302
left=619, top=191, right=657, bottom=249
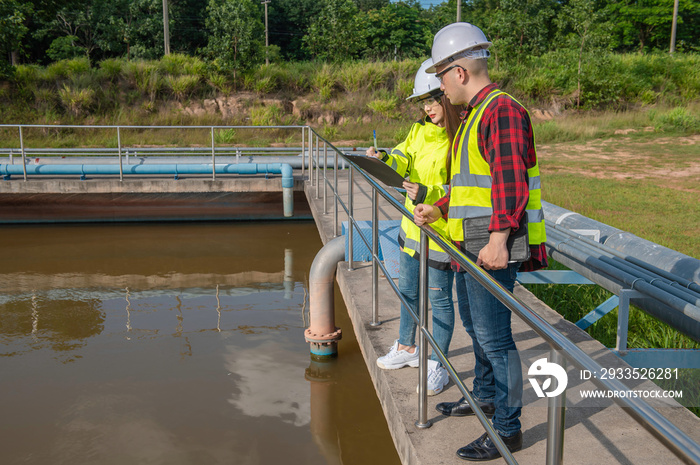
left=434, top=185, right=451, bottom=219
left=479, top=95, right=534, bottom=233
left=478, top=92, right=547, bottom=271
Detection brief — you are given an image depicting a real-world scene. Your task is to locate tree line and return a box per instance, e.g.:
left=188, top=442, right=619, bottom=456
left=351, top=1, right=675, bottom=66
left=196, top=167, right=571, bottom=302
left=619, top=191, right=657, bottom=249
left=1, top=0, right=698, bottom=77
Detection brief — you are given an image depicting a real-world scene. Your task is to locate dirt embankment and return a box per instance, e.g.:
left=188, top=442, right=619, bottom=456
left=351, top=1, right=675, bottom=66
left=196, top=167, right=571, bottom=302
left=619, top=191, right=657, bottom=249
left=538, top=135, right=700, bottom=192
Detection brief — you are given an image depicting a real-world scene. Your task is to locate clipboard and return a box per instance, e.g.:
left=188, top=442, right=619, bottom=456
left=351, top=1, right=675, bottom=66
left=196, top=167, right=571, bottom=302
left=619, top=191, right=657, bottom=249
left=462, top=213, right=530, bottom=263
left=344, top=154, right=406, bottom=188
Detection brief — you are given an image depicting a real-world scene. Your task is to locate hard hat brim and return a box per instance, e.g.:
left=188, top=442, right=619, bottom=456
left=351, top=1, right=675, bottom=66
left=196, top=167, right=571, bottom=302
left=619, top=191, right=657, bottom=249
left=427, top=42, right=493, bottom=73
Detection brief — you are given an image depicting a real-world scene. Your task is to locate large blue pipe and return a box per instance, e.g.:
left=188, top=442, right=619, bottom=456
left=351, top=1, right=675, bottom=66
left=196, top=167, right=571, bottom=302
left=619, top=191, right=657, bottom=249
left=1, top=162, right=295, bottom=217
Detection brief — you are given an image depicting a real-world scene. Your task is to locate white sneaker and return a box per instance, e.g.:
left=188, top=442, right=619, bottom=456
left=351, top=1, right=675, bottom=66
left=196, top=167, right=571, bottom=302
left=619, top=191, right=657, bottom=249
left=416, top=360, right=449, bottom=396
left=376, top=340, right=419, bottom=369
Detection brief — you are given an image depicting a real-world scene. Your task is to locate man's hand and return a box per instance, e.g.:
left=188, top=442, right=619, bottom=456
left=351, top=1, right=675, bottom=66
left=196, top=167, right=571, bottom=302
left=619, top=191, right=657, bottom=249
left=403, top=181, right=419, bottom=201
left=477, top=229, right=510, bottom=270
left=413, top=203, right=440, bottom=226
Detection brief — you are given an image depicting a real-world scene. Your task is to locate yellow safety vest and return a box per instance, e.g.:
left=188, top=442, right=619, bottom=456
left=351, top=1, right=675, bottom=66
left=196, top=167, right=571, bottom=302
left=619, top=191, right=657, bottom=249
left=383, top=117, right=451, bottom=269
left=446, top=89, right=546, bottom=248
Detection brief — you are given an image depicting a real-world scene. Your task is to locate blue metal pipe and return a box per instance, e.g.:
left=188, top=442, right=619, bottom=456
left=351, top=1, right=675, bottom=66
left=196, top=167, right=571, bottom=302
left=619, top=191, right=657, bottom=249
left=1, top=162, right=295, bottom=217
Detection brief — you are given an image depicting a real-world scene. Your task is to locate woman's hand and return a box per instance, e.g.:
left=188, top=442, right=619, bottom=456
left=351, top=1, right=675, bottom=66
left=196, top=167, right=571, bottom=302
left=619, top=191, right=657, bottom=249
left=403, top=181, right=419, bottom=201
left=366, top=147, right=380, bottom=158
left=413, top=204, right=440, bottom=226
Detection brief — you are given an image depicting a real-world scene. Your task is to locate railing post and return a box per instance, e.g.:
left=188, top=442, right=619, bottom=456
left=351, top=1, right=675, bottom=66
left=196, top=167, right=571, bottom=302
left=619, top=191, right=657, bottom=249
left=309, top=130, right=314, bottom=188
left=315, top=133, right=320, bottom=199
left=616, top=289, right=640, bottom=352
left=347, top=166, right=354, bottom=271
left=371, top=188, right=381, bottom=326
left=415, top=229, right=431, bottom=428
left=323, top=141, right=328, bottom=214
left=334, top=149, right=339, bottom=237
left=546, top=348, right=567, bottom=465
left=117, top=126, right=123, bottom=182
left=301, top=126, right=306, bottom=178
left=309, top=127, right=313, bottom=184
left=19, top=126, right=27, bottom=181
left=211, top=127, right=216, bottom=181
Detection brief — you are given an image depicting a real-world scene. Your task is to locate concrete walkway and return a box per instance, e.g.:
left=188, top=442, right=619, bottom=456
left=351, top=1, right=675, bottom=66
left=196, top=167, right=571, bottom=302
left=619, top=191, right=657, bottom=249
left=304, top=170, right=700, bottom=465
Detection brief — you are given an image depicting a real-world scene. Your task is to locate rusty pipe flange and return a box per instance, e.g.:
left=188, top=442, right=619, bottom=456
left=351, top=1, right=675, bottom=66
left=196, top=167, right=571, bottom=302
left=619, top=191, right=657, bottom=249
left=304, top=328, right=342, bottom=344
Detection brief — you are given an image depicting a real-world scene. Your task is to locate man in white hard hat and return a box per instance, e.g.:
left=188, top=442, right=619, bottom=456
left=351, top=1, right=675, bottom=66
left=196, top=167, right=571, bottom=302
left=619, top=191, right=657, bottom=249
left=414, top=22, right=548, bottom=461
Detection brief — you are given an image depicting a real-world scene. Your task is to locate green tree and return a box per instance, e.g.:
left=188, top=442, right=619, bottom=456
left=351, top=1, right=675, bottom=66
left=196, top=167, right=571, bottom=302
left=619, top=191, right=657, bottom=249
left=487, top=0, right=559, bottom=62
left=268, top=0, right=323, bottom=61
left=606, top=0, right=700, bottom=51
left=46, top=34, right=85, bottom=60
left=363, top=2, right=431, bottom=60
left=0, top=0, right=32, bottom=72
left=204, top=0, right=264, bottom=79
left=556, top=0, right=613, bottom=107
left=303, top=0, right=366, bottom=61
left=122, top=0, right=166, bottom=59
left=33, top=0, right=166, bottom=62
left=170, top=0, right=208, bottom=55
left=352, top=0, right=390, bottom=11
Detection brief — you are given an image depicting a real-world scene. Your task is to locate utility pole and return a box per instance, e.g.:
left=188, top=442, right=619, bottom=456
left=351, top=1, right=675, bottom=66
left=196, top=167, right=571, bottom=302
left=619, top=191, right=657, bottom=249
left=670, top=0, right=679, bottom=53
left=262, top=0, right=271, bottom=65
left=456, top=0, right=461, bottom=22
left=163, top=0, right=170, bottom=55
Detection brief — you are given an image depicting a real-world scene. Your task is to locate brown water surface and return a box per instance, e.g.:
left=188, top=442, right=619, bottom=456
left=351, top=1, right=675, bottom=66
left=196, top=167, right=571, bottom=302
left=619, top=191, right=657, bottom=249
left=0, top=221, right=401, bottom=465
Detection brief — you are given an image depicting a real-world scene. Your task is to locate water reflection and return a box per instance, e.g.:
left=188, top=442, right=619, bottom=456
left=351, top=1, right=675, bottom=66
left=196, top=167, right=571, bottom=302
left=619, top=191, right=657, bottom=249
left=0, top=222, right=400, bottom=465
left=226, top=339, right=311, bottom=427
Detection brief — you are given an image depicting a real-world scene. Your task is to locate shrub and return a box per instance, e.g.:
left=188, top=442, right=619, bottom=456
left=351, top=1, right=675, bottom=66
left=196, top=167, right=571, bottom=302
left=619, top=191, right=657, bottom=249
left=65, top=57, right=92, bottom=76
left=338, top=63, right=364, bottom=92
left=58, top=85, right=95, bottom=116
left=207, top=73, right=230, bottom=94
left=652, top=107, right=700, bottom=133
left=312, top=64, right=338, bottom=101
left=165, top=75, right=200, bottom=101
left=99, top=59, right=124, bottom=80
left=159, top=53, right=206, bottom=77
left=395, top=77, right=414, bottom=100
left=124, top=61, right=162, bottom=102
left=13, top=65, right=40, bottom=88
left=367, top=95, right=399, bottom=119
left=214, top=128, right=237, bottom=144
left=250, top=103, right=284, bottom=125
left=32, top=87, right=57, bottom=110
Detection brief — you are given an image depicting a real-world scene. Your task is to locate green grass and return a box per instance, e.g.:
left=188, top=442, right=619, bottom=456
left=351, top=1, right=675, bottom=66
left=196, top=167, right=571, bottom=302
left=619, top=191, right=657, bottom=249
left=546, top=176, right=699, bottom=256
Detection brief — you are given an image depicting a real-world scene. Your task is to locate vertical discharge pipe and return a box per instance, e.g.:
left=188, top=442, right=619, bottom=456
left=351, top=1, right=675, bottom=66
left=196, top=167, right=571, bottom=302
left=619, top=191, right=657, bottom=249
left=305, top=236, right=345, bottom=358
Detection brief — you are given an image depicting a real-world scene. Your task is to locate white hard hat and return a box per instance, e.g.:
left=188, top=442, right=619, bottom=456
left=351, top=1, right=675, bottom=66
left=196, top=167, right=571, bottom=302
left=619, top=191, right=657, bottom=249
left=426, top=22, right=492, bottom=73
left=406, top=58, right=442, bottom=101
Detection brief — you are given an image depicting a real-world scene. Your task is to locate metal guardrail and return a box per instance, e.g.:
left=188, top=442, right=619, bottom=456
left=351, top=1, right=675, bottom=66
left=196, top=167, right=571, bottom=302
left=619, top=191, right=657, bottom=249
left=0, top=124, right=312, bottom=181
left=304, top=127, right=700, bottom=465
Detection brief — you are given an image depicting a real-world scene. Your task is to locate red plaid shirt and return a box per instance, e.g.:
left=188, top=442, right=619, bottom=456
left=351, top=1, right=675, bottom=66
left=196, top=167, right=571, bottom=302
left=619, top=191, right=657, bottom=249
left=434, top=83, right=548, bottom=272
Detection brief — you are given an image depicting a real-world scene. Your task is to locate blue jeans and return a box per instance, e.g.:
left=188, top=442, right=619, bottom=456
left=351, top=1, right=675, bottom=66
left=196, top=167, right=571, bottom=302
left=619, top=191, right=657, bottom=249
left=397, top=252, right=455, bottom=363
left=455, top=263, right=523, bottom=437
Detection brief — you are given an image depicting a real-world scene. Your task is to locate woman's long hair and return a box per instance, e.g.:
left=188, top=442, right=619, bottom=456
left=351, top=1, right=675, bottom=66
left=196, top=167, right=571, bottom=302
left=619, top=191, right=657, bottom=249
left=441, top=94, right=464, bottom=180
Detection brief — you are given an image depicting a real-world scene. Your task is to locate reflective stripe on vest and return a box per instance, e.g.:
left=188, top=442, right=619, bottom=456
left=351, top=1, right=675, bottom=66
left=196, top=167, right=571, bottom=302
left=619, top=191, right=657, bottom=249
left=446, top=90, right=546, bottom=246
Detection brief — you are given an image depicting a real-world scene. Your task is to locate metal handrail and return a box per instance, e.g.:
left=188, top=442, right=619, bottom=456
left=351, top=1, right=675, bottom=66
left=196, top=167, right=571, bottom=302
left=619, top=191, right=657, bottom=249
left=307, top=128, right=700, bottom=465
left=0, top=123, right=309, bottom=182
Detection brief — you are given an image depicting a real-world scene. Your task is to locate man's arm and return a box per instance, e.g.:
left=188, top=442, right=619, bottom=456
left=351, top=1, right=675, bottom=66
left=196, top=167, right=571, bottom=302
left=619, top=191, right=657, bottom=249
left=478, top=97, right=535, bottom=269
